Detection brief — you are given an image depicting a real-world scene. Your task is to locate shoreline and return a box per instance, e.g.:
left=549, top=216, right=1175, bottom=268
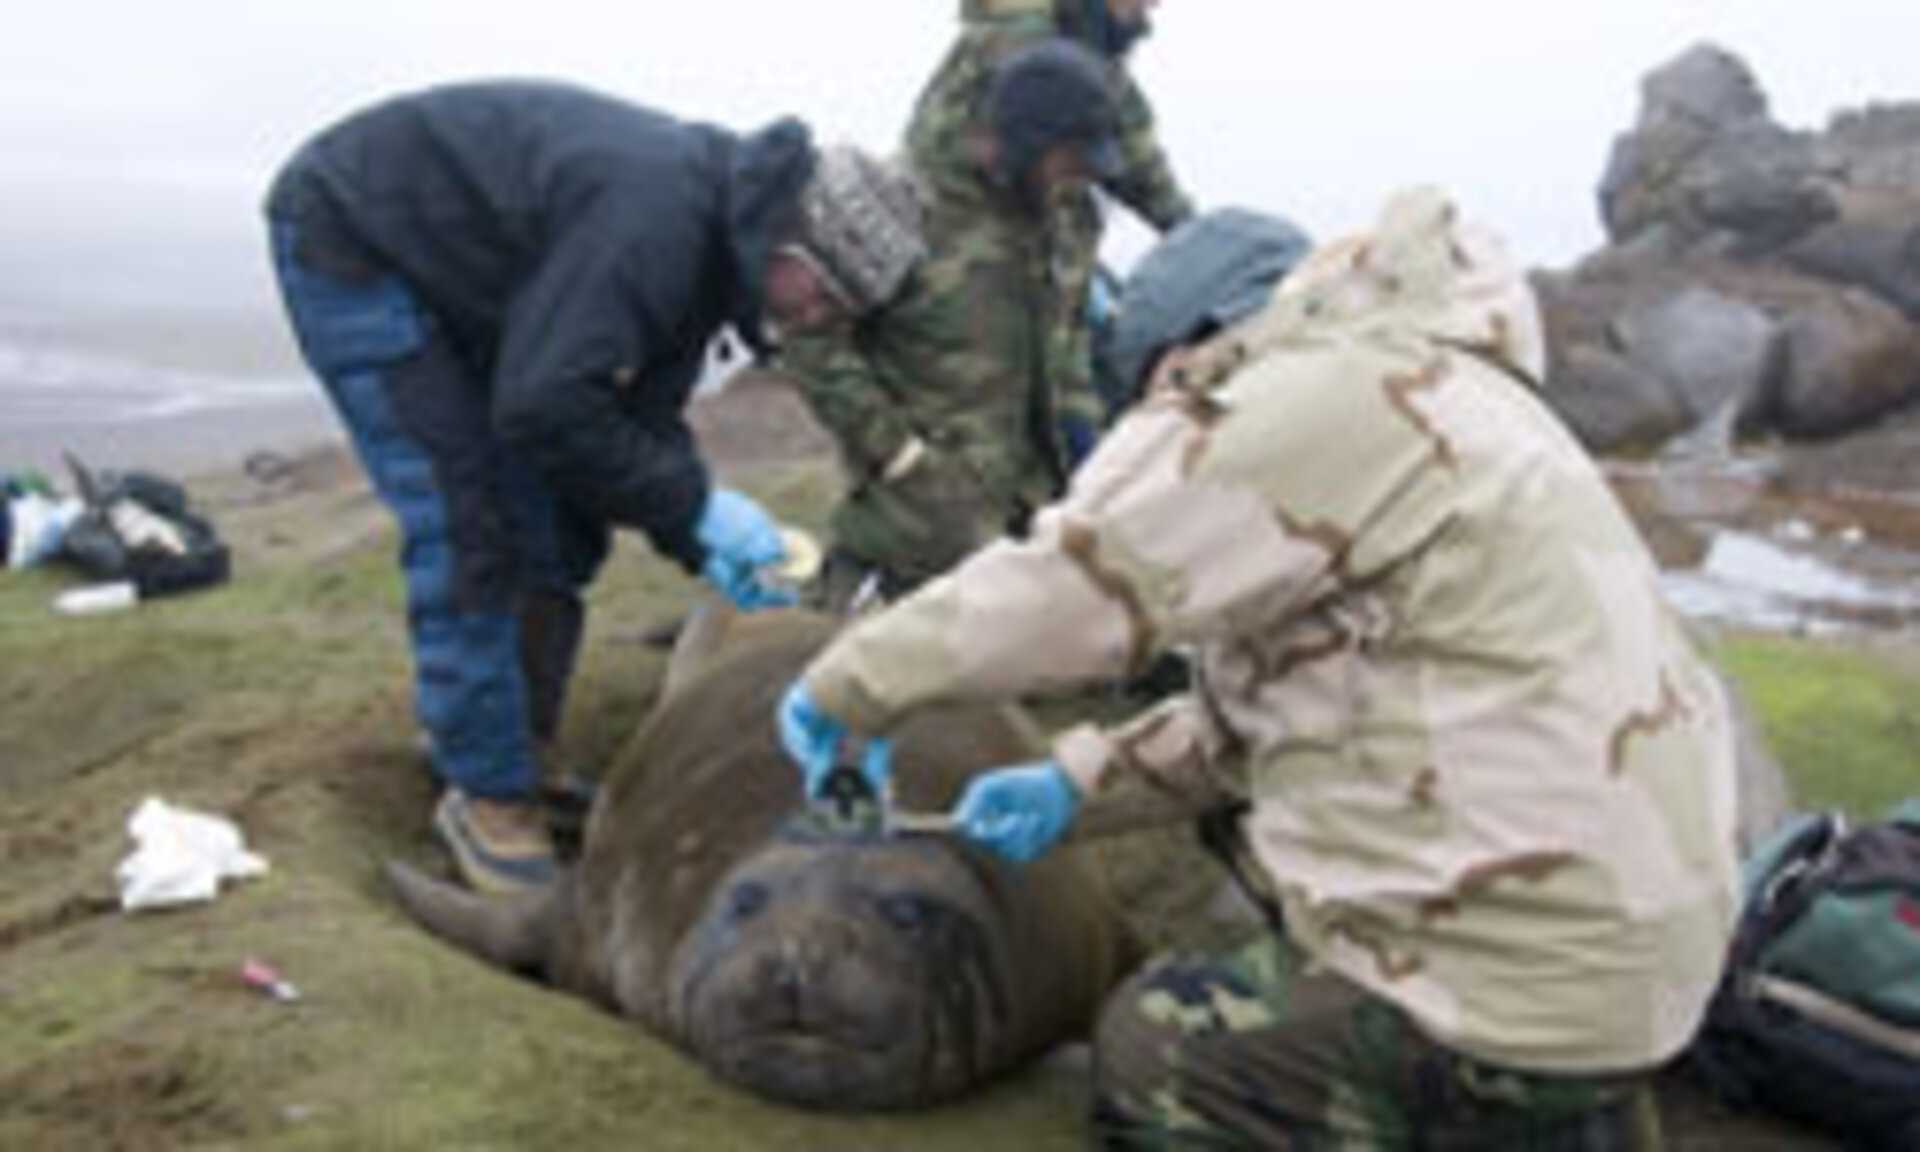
left=0, top=303, right=335, bottom=482
left=0, top=371, right=820, bottom=489
left=0, top=390, right=340, bottom=482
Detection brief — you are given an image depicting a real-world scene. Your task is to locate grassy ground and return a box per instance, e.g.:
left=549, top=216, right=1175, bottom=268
left=2, top=421, right=1897, bottom=1149
left=0, top=445, right=1100, bottom=1152
left=1716, top=633, right=1920, bottom=816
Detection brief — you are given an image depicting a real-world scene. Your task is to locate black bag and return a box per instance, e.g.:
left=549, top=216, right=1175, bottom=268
left=57, top=457, right=230, bottom=598
left=1689, top=803, right=1920, bottom=1150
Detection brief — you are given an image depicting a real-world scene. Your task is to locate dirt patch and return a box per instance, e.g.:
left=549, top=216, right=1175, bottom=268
left=1771, top=401, right=1920, bottom=496
left=689, top=368, right=837, bottom=469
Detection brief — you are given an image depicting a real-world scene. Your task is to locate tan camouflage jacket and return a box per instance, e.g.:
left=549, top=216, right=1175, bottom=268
left=805, top=188, right=1740, bottom=1073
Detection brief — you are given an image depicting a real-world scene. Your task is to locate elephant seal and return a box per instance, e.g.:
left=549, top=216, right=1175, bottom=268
left=387, top=603, right=1137, bottom=1109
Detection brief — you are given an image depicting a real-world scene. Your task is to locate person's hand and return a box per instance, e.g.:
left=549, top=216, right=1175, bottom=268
left=696, top=488, right=795, bottom=610
left=777, top=681, right=892, bottom=798
left=952, top=760, right=1080, bottom=863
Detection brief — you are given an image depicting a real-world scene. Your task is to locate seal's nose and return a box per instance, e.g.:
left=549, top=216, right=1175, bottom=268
left=769, top=936, right=812, bottom=1018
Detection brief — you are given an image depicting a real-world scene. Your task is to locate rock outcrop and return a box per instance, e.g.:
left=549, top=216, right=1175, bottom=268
left=1539, top=44, right=1920, bottom=453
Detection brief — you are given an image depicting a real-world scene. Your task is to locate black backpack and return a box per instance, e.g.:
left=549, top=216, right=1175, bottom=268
left=1689, top=802, right=1920, bottom=1150
left=56, top=457, right=231, bottom=598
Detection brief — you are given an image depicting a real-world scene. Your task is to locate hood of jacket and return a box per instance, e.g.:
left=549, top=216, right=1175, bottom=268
left=1256, top=186, right=1546, bottom=385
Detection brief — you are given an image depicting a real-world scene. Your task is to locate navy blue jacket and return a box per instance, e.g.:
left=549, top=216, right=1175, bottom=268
left=267, top=80, right=812, bottom=569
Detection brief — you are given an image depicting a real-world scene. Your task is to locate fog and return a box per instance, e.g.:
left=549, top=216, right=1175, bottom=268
left=1, top=1, right=1915, bottom=365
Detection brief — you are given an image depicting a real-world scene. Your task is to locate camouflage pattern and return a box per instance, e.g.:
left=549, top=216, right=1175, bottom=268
left=916, top=1, right=1193, bottom=231
left=1092, top=931, right=1664, bottom=1149
left=776, top=1, right=1190, bottom=594
left=778, top=173, right=1105, bottom=593
left=803, top=187, right=1741, bottom=1075
left=908, top=1, right=1193, bottom=462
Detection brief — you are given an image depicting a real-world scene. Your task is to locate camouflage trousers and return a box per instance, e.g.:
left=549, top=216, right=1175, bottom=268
left=1091, top=931, right=1664, bottom=1151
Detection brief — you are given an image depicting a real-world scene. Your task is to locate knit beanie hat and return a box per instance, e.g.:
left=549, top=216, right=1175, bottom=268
left=787, top=146, right=928, bottom=314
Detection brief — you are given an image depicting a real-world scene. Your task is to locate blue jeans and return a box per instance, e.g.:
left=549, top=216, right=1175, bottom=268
left=269, top=218, right=598, bottom=799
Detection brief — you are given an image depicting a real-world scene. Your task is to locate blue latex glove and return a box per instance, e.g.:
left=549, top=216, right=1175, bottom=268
left=776, top=681, right=893, bottom=798
left=696, top=487, right=795, bottom=609
left=953, top=760, right=1080, bottom=863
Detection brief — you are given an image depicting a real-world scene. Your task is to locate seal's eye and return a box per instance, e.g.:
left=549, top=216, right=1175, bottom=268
left=727, top=881, right=770, bottom=923
left=878, top=893, right=935, bottom=935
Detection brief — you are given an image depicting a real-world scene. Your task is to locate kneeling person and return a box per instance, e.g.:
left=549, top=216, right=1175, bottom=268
left=777, top=197, right=1739, bottom=1147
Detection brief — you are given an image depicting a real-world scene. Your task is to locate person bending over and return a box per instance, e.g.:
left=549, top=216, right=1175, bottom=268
left=267, top=80, right=924, bottom=892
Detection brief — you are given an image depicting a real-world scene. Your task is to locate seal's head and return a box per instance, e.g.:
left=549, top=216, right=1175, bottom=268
left=668, top=821, right=1018, bottom=1110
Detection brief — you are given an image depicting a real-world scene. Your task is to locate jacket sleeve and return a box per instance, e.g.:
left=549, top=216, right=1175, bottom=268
left=491, top=231, right=709, bottom=572
left=804, top=388, right=1342, bottom=795
left=1051, top=690, right=1235, bottom=804
left=1104, top=71, right=1193, bottom=233
left=776, top=325, right=922, bottom=480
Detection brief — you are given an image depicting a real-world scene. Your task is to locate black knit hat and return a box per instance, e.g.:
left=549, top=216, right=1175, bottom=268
left=986, top=39, right=1124, bottom=194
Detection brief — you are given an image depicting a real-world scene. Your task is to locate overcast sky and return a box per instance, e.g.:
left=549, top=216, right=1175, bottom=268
left=1, top=1, right=1914, bottom=340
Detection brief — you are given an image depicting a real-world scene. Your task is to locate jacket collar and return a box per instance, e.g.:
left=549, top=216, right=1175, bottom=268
left=719, top=117, right=816, bottom=353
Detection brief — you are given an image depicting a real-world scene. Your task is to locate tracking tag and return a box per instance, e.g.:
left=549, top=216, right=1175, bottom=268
left=809, top=740, right=889, bottom=837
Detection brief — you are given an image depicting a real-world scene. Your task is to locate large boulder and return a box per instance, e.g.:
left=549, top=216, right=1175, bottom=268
left=1658, top=259, right=1920, bottom=432
left=1535, top=266, right=1687, bottom=451
left=1781, top=191, right=1920, bottom=320
left=1598, top=44, right=1835, bottom=253
left=1768, top=280, right=1920, bottom=436
left=1534, top=264, right=1782, bottom=451
left=1545, top=44, right=1920, bottom=452
left=1822, top=103, right=1920, bottom=190
left=1598, top=44, right=1769, bottom=247
left=1613, top=283, right=1782, bottom=425
left=1539, top=340, right=1695, bottom=452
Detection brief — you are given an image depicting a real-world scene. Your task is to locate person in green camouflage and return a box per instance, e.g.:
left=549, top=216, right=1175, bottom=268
left=909, top=0, right=1193, bottom=424
left=780, top=39, right=1131, bottom=604
left=908, top=0, right=1190, bottom=231
left=779, top=194, right=1740, bottom=1148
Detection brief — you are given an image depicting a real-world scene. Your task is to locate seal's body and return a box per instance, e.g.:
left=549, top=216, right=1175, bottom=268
left=389, top=606, right=1134, bottom=1109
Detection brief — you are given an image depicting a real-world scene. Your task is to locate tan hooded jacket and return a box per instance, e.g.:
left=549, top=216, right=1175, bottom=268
left=804, top=188, right=1740, bottom=1073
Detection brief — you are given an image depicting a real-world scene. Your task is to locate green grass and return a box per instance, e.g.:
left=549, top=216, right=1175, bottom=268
left=2, top=451, right=1909, bottom=1150
left=1716, top=633, right=1920, bottom=816
left=0, top=494, right=1096, bottom=1152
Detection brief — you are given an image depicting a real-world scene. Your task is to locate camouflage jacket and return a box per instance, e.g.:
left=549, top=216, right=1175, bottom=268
left=779, top=177, right=1106, bottom=587
left=804, top=188, right=1740, bottom=1074
left=911, top=0, right=1192, bottom=230
left=900, top=0, right=1193, bottom=436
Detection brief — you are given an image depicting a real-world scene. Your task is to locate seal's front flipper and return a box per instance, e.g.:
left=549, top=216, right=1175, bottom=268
left=383, top=859, right=559, bottom=978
